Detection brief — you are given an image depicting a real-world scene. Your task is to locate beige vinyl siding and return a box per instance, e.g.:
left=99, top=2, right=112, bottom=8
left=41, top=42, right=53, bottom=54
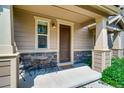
left=50, top=26, right=57, bottom=49
left=14, top=9, right=35, bottom=50
left=0, top=60, right=10, bottom=88
left=14, top=8, right=94, bottom=51
left=74, top=24, right=94, bottom=50
left=13, top=8, right=57, bottom=51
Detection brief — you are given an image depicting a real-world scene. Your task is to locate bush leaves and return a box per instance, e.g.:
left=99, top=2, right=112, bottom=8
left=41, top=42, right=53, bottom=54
left=101, top=57, right=124, bottom=88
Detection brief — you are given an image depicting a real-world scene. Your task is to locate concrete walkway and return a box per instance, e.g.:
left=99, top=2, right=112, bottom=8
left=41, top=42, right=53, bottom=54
left=34, top=66, right=101, bottom=88
left=82, top=80, right=114, bottom=88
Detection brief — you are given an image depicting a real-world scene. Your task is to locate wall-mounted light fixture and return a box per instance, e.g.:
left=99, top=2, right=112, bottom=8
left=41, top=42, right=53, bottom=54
left=52, top=22, right=56, bottom=29
left=51, top=20, right=56, bottom=29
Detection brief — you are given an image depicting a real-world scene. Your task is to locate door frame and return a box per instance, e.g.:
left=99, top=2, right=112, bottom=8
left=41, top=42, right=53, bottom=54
left=56, top=19, right=74, bottom=66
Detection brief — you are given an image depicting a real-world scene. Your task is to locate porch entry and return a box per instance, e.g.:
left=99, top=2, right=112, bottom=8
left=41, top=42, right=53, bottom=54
left=59, top=24, right=71, bottom=63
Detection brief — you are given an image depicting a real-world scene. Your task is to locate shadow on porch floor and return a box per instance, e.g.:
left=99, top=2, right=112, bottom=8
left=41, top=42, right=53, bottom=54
left=19, top=63, right=88, bottom=88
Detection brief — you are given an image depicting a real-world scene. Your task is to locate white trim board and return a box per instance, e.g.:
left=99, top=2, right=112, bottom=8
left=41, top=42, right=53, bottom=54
left=74, top=49, right=92, bottom=51
left=58, top=62, right=73, bottom=66
left=34, top=16, right=51, bottom=49
left=18, top=49, right=57, bottom=53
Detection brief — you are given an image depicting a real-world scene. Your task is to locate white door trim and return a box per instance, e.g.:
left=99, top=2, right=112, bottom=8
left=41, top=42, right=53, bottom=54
left=56, top=19, right=74, bottom=65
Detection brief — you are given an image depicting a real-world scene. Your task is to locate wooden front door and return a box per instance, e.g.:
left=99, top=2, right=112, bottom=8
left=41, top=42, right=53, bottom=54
left=60, top=24, right=71, bottom=63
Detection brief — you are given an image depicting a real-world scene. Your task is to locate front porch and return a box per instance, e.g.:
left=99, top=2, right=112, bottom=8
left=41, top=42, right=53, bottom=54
left=0, top=5, right=124, bottom=88
left=19, top=62, right=89, bottom=88
left=13, top=5, right=94, bottom=67
left=15, top=5, right=94, bottom=88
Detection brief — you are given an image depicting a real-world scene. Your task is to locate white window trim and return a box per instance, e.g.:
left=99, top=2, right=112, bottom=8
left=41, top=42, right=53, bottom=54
left=34, top=16, right=51, bottom=49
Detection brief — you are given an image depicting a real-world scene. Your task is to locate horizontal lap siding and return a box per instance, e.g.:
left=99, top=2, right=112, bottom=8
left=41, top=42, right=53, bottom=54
left=14, top=8, right=94, bottom=53
left=14, top=10, right=35, bottom=50
left=0, top=76, right=10, bottom=88
left=13, top=8, right=57, bottom=51
left=0, top=60, right=10, bottom=67
left=0, top=67, right=10, bottom=76
left=0, top=60, right=10, bottom=88
left=50, top=25, right=57, bottom=49
left=74, top=24, right=94, bottom=50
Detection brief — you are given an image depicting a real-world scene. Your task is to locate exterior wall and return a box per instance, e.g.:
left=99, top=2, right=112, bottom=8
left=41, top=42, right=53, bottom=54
left=14, top=9, right=35, bottom=50
left=20, top=52, right=57, bottom=63
left=14, top=8, right=57, bottom=50
left=74, top=24, right=94, bottom=50
left=14, top=8, right=94, bottom=51
left=73, top=25, right=93, bottom=64
left=74, top=51, right=92, bottom=64
left=13, top=8, right=94, bottom=64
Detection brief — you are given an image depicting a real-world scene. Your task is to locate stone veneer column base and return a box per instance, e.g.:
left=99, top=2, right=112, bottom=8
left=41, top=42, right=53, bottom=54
left=92, top=50, right=112, bottom=72
left=112, top=49, right=123, bottom=58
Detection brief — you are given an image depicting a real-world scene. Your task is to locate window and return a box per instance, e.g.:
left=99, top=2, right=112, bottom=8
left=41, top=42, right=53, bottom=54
left=35, top=17, right=50, bottom=49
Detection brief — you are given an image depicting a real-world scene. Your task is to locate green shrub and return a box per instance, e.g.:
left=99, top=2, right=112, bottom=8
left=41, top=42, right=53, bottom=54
left=101, top=57, right=124, bottom=88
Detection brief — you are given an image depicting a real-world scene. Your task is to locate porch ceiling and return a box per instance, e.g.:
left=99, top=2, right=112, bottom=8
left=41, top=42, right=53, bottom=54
left=14, top=5, right=94, bottom=24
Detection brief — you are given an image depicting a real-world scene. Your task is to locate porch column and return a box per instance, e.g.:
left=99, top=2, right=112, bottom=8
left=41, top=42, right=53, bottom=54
left=112, top=32, right=123, bottom=58
left=0, top=5, right=13, bottom=54
left=92, top=17, right=111, bottom=72
left=0, top=5, right=19, bottom=88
